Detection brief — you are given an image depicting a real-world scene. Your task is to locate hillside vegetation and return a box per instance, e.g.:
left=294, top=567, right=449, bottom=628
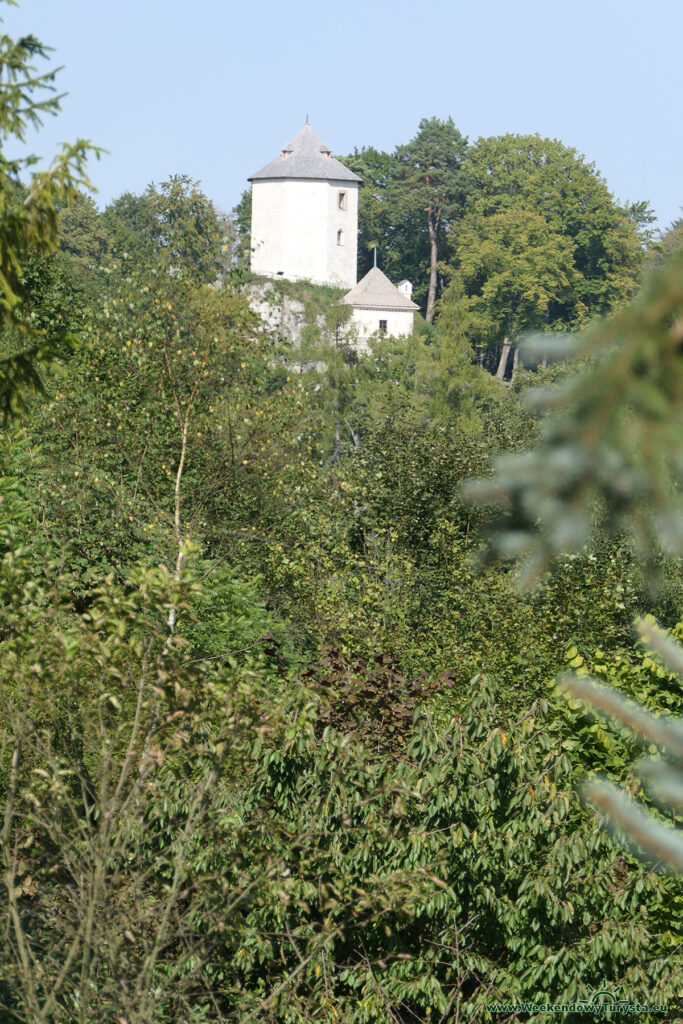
left=0, top=16, right=682, bottom=1024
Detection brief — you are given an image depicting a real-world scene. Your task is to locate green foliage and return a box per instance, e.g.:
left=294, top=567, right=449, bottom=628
left=232, top=186, right=252, bottom=267
left=439, top=134, right=648, bottom=377
left=20, top=263, right=265, bottom=596
left=1, top=540, right=678, bottom=1021
left=58, top=189, right=109, bottom=272
left=180, top=561, right=284, bottom=669
left=347, top=126, right=646, bottom=343
left=342, top=119, right=468, bottom=316
left=463, top=248, right=683, bottom=588
left=555, top=618, right=683, bottom=775
left=260, top=275, right=346, bottom=321
left=0, top=50, right=680, bottom=1015
left=102, top=175, right=227, bottom=283
left=208, top=676, right=679, bottom=1021
left=460, top=134, right=645, bottom=321
left=100, top=188, right=156, bottom=262
left=559, top=615, right=683, bottom=873
left=394, top=116, right=468, bottom=322
left=148, top=174, right=227, bottom=282
left=623, top=199, right=659, bottom=249
left=464, top=245, right=683, bottom=875
left=0, top=3, right=98, bottom=418
left=442, top=206, right=579, bottom=370
left=341, top=146, right=422, bottom=287
left=0, top=554, right=272, bottom=1022
left=394, top=116, right=468, bottom=219
left=649, top=214, right=683, bottom=269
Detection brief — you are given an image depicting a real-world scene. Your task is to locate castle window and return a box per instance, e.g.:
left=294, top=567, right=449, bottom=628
left=379, top=320, right=388, bottom=333
left=338, top=191, right=347, bottom=210
left=337, top=229, right=344, bottom=246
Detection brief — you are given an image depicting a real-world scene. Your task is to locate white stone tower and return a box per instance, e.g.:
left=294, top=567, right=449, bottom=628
left=248, top=123, right=361, bottom=288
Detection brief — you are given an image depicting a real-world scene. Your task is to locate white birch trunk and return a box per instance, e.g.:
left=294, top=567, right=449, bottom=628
left=496, top=338, right=511, bottom=380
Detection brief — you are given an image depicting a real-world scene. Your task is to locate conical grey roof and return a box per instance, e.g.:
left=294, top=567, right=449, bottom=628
left=343, top=267, right=419, bottom=310
left=248, top=124, right=362, bottom=183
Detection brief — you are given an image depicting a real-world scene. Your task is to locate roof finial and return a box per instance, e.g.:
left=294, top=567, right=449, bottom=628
left=373, top=245, right=377, bottom=268
left=305, top=113, right=309, bottom=125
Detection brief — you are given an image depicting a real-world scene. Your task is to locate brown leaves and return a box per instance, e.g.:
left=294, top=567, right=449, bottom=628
left=303, top=648, right=457, bottom=755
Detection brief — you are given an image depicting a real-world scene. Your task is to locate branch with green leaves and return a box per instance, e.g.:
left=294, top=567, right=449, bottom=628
left=560, top=617, right=683, bottom=873
left=0, top=5, right=101, bottom=419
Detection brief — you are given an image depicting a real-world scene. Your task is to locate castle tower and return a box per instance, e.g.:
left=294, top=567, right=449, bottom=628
left=248, top=123, right=361, bottom=288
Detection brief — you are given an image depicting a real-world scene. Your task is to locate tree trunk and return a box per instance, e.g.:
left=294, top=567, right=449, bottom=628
left=495, top=338, right=511, bottom=380
left=510, top=345, right=520, bottom=382
left=163, top=347, right=204, bottom=634
left=332, top=334, right=341, bottom=465
left=332, top=414, right=341, bottom=465
left=425, top=210, right=438, bottom=324
left=167, top=414, right=189, bottom=632
left=345, top=418, right=360, bottom=453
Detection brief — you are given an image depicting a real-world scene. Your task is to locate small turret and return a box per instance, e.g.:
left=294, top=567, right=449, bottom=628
left=343, top=265, right=419, bottom=350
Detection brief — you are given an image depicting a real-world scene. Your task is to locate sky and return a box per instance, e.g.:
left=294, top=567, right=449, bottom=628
left=3, top=0, right=682, bottom=230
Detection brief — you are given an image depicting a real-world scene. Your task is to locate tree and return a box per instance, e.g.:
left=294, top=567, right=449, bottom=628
left=0, top=5, right=97, bottom=418
left=232, top=187, right=252, bottom=268
left=102, top=176, right=227, bottom=283
left=341, top=120, right=468, bottom=317
left=0, top=554, right=274, bottom=1023
left=394, top=117, right=468, bottom=323
left=199, top=671, right=679, bottom=1019
left=296, top=296, right=356, bottom=465
left=100, top=189, right=157, bottom=263
left=340, top=146, right=423, bottom=290
left=624, top=198, right=658, bottom=249
left=58, top=190, right=109, bottom=271
left=147, top=174, right=227, bottom=283
left=443, top=206, right=580, bottom=377
left=26, top=261, right=263, bottom=601
left=459, top=134, right=646, bottom=328
left=651, top=213, right=683, bottom=267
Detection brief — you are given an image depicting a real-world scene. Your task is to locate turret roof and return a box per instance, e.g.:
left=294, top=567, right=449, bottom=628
left=248, top=124, right=362, bottom=183
left=343, top=267, right=419, bottom=311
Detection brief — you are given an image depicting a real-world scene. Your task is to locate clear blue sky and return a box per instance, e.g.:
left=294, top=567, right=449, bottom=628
left=4, top=0, right=682, bottom=230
